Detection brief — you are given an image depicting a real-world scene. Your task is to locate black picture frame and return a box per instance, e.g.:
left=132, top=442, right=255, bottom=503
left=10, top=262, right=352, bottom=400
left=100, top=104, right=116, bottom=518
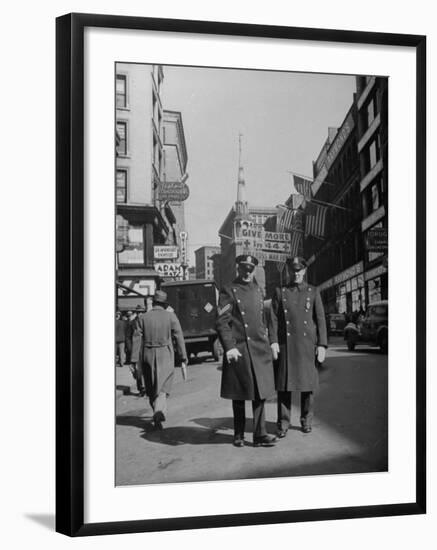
left=56, top=12, right=426, bottom=537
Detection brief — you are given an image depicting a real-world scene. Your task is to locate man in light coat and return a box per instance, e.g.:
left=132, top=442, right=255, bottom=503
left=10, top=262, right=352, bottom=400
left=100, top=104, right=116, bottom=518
left=269, top=257, right=327, bottom=437
left=138, top=290, right=187, bottom=430
left=216, top=255, right=277, bottom=448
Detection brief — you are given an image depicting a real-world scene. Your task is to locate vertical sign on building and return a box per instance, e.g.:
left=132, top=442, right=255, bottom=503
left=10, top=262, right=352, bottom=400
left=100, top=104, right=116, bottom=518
left=180, top=231, right=189, bottom=280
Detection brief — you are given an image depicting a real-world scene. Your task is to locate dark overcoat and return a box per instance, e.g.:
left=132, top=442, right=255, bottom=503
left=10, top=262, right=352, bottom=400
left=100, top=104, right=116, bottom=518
left=138, top=306, right=187, bottom=399
left=269, top=282, right=327, bottom=391
left=216, top=279, right=275, bottom=401
left=126, top=316, right=142, bottom=363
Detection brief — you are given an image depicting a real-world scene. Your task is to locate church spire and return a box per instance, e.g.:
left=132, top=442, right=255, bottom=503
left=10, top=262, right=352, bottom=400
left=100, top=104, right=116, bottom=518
left=236, top=133, right=248, bottom=217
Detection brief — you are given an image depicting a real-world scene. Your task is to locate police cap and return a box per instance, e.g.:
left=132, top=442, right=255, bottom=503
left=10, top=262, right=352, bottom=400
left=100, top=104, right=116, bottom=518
left=236, top=254, right=259, bottom=268
left=288, top=256, right=307, bottom=271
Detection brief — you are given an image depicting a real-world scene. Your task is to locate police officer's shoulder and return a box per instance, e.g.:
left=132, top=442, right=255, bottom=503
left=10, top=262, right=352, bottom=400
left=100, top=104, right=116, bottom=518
left=219, top=284, right=234, bottom=297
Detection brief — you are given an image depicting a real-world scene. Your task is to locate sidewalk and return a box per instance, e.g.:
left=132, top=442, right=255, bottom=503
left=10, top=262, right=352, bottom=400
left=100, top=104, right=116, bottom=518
left=116, top=363, right=141, bottom=398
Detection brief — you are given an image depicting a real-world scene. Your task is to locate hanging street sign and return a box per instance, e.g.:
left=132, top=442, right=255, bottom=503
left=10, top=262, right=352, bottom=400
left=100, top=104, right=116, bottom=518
left=366, top=227, right=388, bottom=252
left=261, top=240, right=291, bottom=253
left=154, top=245, right=179, bottom=260
left=158, top=181, right=190, bottom=202
left=154, top=262, right=183, bottom=278
left=234, top=237, right=263, bottom=249
left=264, top=231, right=291, bottom=242
left=264, top=251, right=289, bottom=262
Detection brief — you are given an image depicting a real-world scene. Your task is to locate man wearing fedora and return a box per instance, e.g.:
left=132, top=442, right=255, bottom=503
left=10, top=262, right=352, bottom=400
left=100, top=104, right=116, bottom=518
left=216, top=254, right=277, bottom=448
left=126, top=304, right=145, bottom=395
left=269, top=256, right=327, bottom=437
left=138, top=290, right=187, bottom=430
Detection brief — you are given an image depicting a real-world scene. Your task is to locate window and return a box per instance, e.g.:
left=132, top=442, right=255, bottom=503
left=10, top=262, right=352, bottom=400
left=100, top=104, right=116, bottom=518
left=118, top=225, right=144, bottom=265
left=369, top=140, right=378, bottom=168
left=152, top=92, right=157, bottom=122
left=367, top=222, right=384, bottom=263
left=116, top=74, right=127, bottom=108
left=367, top=98, right=376, bottom=128
left=371, top=183, right=380, bottom=211
left=368, top=277, right=382, bottom=304
left=116, top=169, right=127, bottom=203
left=116, top=121, right=127, bottom=156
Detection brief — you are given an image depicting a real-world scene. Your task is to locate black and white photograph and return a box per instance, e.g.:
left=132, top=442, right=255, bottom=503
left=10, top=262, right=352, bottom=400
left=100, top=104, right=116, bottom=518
left=115, top=63, right=388, bottom=486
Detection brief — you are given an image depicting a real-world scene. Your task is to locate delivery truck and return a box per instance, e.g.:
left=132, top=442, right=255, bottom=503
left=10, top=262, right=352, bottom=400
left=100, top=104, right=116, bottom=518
left=161, top=279, right=222, bottom=362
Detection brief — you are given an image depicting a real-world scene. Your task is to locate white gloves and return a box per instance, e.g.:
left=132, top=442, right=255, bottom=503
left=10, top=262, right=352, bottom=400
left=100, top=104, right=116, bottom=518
left=271, top=343, right=280, bottom=360
left=226, top=348, right=242, bottom=363
left=316, top=346, right=326, bottom=363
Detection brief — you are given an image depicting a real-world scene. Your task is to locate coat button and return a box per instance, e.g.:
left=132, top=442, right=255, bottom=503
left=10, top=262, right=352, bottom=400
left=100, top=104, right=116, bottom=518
left=287, top=332, right=290, bottom=336
left=237, top=299, right=241, bottom=303
left=241, top=311, right=245, bottom=315
left=303, top=332, right=307, bottom=336
left=247, top=337, right=251, bottom=340
left=286, top=321, right=290, bottom=324
left=284, top=309, right=288, bottom=313
left=244, top=323, right=248, bottom=328
left=304, top=320, right=307, bottom=324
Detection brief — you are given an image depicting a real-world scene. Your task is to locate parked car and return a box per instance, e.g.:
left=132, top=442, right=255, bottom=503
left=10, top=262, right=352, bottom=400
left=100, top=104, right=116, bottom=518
left=161, top=279, right=222, bottom=362
left=326, top=313, right=347, bottom=336
left=344, top=300, right=388, bottom=353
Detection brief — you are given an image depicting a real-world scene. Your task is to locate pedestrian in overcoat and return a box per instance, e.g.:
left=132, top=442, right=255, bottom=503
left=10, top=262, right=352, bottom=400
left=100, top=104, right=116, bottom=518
left=138, top=290, right=187, bottom=429
left=125, top=308, right=145, bottom=395
left=269, top=257, right=327, bottom=436
left=115, top=311, right=127, bottom=367
left=216, top=254, right=277, bottom=448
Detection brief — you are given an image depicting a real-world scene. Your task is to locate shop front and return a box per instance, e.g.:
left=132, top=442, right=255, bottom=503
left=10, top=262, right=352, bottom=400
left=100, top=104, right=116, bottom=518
left=318, top=261, right=366, bottom=317
left=364, top=263, right=388, bottom=305
left=116, top=204, right=175, bottom=310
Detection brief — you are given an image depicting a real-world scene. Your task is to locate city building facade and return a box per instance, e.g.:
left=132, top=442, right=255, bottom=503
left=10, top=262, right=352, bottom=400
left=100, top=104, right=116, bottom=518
left=306, top=102, right=364, bottom=316
left=163, top=110, right=189, bottom=244
left=305, top=76, right=388, bottom=315
left=355, top=76, right=388, bottom=305
left=195, top=246, right=221, bottom=280
left=115, top=64, right=177, bottom=305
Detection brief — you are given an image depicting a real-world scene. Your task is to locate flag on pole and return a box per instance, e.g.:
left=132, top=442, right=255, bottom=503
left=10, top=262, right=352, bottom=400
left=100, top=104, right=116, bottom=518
left=289, top=230, right=301, bottom=257
left=276, top=205, right=295, bottom=232
left=305, top=202, right=328, bottom=238
left=285, top=192, right=306, bottom=210
left=293, top=175, right=313, bottom=200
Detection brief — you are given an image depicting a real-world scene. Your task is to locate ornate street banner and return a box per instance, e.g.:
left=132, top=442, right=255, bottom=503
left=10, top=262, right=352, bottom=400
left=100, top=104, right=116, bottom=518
left=158, top=181, right=190, bottom=202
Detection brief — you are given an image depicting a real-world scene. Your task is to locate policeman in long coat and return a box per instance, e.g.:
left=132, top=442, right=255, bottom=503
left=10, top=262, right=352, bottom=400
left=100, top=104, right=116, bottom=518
left=269, top=257, right=327, bottom=437
left=138, top=290, right=187, bottom=430
left=216, top=255, right=277, bottom=448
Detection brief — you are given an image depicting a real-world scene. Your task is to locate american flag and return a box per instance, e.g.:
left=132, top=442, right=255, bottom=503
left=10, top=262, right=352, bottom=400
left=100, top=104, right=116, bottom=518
left=305, top=202, right=328, bottom=238
left=293, top=175, right=313, bottom=200
left=276, top=205, right=295, bottom=232
left=289, top=230, right=301, bottom=257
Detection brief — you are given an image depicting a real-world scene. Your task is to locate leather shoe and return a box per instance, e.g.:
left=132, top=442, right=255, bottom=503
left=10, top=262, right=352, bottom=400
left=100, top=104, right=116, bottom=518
left=253, top=434, right=278, bottom=447
left=233, top=436, right=245, bottom=447
left=277, top=429, right=288, bottom=439
left=153, top=411, right=166, bottom=430
left=301, top=425, right=312, bottom=434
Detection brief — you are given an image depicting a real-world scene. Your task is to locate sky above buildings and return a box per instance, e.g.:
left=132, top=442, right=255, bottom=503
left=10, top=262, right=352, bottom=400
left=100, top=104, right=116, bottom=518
left=161, top=64, right=356, bottom=265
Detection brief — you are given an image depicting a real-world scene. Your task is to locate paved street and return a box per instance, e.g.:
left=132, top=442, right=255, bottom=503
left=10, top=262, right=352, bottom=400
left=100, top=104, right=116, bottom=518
left=116, top=338, right=387, bottom=486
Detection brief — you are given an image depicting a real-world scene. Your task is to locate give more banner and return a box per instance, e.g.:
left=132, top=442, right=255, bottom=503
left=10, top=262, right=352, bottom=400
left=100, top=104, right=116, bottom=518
left=235, top=228, right=292, bottom=256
